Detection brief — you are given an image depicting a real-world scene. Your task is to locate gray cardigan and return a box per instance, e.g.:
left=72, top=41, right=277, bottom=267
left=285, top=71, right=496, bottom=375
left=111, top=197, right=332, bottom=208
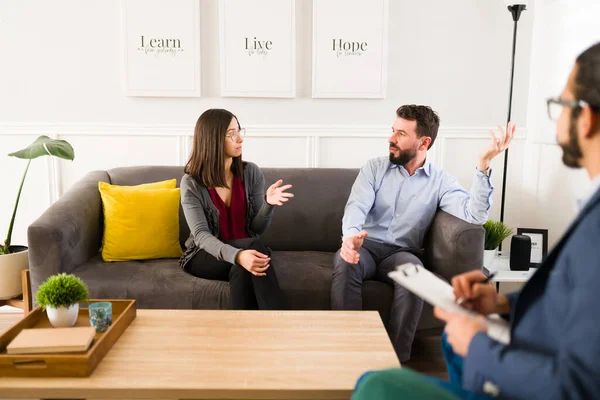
left=179, top=162, right=275, bottom=269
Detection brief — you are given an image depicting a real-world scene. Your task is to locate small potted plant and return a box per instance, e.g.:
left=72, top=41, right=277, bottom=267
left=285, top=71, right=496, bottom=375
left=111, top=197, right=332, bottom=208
left=35, top=273, right=89, bottom=328
left=483, top=220, right=514, bottom=268
left=0, top=136, right=74, bottom=300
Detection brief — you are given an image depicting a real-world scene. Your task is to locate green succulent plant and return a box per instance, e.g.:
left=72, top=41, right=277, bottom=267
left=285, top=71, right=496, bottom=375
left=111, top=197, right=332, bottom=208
left=35, top=273, right=89, bottom=310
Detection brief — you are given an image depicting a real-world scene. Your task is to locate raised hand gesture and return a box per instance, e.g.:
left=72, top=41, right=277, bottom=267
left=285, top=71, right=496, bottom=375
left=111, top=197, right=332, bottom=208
left=266, top=179, right=294, bottom=206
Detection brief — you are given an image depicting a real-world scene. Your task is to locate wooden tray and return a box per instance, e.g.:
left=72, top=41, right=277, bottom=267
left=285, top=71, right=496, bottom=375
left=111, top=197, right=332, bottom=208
left=0, top=299, right=136, bottom=377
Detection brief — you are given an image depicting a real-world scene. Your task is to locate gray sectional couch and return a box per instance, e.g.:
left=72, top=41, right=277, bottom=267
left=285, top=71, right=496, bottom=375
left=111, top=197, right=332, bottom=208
left=28, top=166, right=484, bottom=333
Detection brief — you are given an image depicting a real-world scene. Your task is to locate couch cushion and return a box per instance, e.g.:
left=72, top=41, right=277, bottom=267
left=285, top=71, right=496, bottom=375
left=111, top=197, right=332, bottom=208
left=272, top=251, right=336, bottom=309
left=72, top=255, right=229, bottom=309
left=106, top=166, right=190, bottom=249
left=73, top=251, right=439, bottom=330
left=261, top=168, right=358, bottom=252
left=98, top=180, right=182, bottom=262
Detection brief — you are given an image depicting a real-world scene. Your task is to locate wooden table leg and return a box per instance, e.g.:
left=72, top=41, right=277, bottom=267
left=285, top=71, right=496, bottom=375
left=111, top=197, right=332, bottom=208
left=22, top=269, right=32, bottom=313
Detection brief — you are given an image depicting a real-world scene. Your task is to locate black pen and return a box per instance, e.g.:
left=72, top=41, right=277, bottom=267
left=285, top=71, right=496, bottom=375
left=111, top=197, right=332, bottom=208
left=456, top=272, right=497, bottom=306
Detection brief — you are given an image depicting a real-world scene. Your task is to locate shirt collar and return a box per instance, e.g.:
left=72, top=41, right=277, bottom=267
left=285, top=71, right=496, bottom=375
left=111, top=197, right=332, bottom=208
left=388, top=157, right=431, bottom=177
left=421, top=158, right=432, bottom=176
left=577, top=174, right=600, bottom=211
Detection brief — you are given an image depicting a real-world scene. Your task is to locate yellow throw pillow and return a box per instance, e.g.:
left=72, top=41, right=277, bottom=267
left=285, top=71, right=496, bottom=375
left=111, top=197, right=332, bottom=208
left=98, top=180, right=183, bottom=262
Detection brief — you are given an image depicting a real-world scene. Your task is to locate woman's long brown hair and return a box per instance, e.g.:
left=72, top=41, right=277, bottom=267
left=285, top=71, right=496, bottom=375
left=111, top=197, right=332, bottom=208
left=185, top=109, right=244, bottom=188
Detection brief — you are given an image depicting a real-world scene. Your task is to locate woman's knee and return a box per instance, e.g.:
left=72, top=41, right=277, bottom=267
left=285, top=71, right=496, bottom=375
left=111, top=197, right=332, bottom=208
left=229, top=264, right=250, bottom=280
left=246, top=238, right=270, bottom=255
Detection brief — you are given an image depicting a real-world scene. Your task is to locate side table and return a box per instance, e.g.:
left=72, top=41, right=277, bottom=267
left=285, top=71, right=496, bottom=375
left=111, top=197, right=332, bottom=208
left=0, top=269, right=32, bottom=313
left=487, top=257, right=536, bottom=291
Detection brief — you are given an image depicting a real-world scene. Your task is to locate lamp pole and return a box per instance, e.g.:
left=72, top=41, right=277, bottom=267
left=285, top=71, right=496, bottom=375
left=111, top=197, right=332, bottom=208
left=500, top=4, right=526, bottom=230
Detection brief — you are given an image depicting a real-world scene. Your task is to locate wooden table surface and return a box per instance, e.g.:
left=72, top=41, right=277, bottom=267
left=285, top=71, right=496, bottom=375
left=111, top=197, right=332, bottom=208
left=0, top=310, right=399, bottom=400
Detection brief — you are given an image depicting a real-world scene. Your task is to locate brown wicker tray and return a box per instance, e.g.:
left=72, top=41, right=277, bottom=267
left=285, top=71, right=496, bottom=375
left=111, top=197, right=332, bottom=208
left=0, top=299, right=136, bottom=377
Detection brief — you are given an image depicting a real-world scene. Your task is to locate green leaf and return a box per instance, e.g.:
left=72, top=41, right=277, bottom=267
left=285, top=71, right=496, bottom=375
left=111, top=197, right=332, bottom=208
left=8, top=135, right=75, bottom=161
left=35, top=273, right=89, bottom=310
left=483, top=220, right=514, bottom=250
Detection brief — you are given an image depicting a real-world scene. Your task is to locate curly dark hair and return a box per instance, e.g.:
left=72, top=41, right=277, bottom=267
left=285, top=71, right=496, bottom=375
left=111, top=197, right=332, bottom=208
left=396, top=105, right=440, bottom=149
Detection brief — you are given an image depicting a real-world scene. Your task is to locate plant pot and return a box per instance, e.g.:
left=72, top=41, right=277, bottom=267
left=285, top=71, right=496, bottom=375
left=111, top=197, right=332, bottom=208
left=46, top=304, right=79, bottom=327
left=483, top=249, right=497, bottom=269
left=0, top=245, right=29, bottom=300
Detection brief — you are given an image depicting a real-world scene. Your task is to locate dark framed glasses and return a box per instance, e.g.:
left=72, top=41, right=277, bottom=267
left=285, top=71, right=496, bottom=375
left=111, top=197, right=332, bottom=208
left=546, top=97, right=596, bottom=121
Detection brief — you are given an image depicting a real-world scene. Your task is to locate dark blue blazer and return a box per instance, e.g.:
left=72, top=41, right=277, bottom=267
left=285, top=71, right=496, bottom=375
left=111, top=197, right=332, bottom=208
left=463, top=186, right=600, bottom=399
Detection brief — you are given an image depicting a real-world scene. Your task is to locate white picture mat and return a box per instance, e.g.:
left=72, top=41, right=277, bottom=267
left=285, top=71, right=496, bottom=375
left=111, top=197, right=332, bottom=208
left=121, top=0, right=201, bottom=97
left=219, top=0, right=296, bottom=98
left=522, top=233, right=544, bottom=263
left=312, top=0, right=388, bottom=98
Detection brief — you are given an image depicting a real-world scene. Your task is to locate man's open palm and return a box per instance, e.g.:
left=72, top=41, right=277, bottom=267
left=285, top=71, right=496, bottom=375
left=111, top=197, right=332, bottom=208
left=340, top=231, right=369, bottom=264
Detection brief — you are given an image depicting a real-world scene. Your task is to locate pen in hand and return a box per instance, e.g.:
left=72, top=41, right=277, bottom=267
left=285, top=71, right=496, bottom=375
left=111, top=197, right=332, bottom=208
left=455, top=272, right=497, bottom=306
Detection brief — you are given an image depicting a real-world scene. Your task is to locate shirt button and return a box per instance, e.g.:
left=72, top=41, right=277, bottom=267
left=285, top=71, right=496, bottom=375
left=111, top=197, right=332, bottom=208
left=483, top=381, right=500, bottom=397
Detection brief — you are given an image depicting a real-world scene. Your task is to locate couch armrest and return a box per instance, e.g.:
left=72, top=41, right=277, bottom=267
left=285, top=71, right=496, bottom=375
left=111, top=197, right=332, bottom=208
left=28, top=171, right=110, bottom=295
left=423, top=210, right=484, bottom=282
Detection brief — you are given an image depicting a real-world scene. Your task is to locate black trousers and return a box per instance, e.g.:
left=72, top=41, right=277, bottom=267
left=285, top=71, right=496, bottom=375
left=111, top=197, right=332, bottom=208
left=184, top=238, right=288, bottom=310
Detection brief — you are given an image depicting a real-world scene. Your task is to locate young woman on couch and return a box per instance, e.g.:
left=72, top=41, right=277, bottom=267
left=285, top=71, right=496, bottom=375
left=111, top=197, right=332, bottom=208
left=179, top=109, right=293, bottom=310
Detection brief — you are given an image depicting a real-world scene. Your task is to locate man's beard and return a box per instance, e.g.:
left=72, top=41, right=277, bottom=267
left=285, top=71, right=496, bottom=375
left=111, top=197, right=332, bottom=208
left=389, top=144, right=417, bottom=166
left=559, top=116, right=584, bottom=168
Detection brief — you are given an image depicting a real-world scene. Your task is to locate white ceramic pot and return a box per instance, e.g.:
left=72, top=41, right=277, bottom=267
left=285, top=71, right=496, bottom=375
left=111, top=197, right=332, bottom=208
left=483, top=249, right=497, bottom=269
left=46, top=304, right=79, bottom=328
left=0, top=246, right=29, bottom=300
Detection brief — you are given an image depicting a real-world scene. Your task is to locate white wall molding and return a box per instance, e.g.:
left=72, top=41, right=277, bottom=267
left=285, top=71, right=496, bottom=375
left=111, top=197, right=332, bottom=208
left=0, top=122, right=528, bottom=139
left=0, top=122, right=529, bottom=214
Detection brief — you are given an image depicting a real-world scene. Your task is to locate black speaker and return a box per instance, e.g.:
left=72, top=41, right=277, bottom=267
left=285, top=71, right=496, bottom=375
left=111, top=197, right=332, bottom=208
left=510, top=235, right=531, bottom=271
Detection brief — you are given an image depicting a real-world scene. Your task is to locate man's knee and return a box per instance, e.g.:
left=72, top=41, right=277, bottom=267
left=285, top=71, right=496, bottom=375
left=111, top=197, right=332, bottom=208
left=333, top=250, right=363, bottom=279
left=352, top=368, right=456, bottom=400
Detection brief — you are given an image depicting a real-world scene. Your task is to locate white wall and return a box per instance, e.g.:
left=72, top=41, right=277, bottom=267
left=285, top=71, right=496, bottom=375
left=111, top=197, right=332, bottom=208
left=0, top=0, right=534, bottom=247
left=517, top=0, right=600, bottom=249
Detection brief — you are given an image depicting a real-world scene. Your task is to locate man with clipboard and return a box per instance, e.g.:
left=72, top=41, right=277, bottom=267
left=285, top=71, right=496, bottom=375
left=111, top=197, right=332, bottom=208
left=353, top=42, right=600, bottom=400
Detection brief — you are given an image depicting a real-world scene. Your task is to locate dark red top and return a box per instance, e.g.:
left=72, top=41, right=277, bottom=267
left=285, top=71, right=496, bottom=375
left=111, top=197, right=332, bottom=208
left=208, top=176, right=249, bottom=241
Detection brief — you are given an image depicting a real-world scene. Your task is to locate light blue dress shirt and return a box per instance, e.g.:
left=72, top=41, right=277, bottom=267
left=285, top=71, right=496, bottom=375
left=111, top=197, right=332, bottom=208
left=342, top=157, right=494, bottom=249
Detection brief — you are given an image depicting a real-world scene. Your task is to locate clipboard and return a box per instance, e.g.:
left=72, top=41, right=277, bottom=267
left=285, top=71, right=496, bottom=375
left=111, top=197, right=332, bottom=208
left=388, top=263, right=510, bottom=345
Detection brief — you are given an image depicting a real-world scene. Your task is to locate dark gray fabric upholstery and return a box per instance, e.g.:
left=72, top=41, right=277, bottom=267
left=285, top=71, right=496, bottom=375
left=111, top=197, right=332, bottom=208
left=28, top=170, right=110, bottom=296
left=260, top=168, right=358, bottom=252
left=424, top=210, right=485, bottom=283
left=28, top=166, right=484, bottom=334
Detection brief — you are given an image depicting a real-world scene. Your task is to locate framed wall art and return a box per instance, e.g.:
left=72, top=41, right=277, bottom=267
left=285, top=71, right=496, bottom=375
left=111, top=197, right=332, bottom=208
left=219, top=0, right=296, bottom=98
left=517, top=228, right=549, bottom=268
left=121, top=0, right=201, bottom=97
left=312, top=0, right=389, bottom=98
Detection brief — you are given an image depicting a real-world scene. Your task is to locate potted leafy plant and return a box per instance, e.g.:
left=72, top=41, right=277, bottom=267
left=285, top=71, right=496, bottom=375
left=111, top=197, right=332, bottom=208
left=0, top=136, right=74, bottom=300
left=35, top=273, right=89, bottom=327
left=483, top=220, right=514, bottom=268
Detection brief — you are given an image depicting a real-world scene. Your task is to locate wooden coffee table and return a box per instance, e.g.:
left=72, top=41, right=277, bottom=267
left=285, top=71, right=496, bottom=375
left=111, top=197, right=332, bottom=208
left=0, top=310, right=399, bottom=399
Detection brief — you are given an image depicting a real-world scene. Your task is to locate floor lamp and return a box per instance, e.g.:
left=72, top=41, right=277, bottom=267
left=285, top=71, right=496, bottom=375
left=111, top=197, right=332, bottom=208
left=499, top=1, right=527, bottom=251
